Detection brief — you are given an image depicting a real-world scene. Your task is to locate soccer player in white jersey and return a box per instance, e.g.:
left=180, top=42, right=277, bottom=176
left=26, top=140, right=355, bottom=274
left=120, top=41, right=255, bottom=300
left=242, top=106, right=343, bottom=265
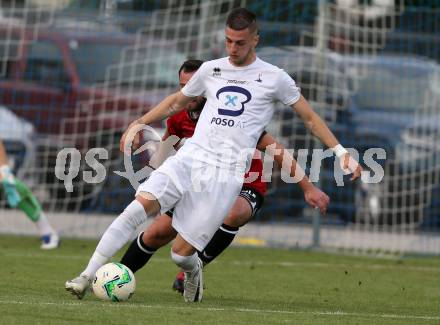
left=66, top=8, right=361, bottom=303
left=118, top=59, right=330, bottom=295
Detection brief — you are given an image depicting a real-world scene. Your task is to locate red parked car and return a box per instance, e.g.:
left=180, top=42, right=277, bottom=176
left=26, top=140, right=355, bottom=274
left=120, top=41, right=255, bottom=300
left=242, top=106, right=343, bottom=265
left=0, top=25, right=185, bottom=208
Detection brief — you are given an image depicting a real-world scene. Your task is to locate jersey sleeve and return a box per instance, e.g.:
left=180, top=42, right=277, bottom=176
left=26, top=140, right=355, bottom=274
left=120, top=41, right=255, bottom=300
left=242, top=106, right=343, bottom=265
left=274, top=69, right=301, bottom=106
left=166, top=116, right=178, bottom=137
left=181, top=63, right=206, bottom=97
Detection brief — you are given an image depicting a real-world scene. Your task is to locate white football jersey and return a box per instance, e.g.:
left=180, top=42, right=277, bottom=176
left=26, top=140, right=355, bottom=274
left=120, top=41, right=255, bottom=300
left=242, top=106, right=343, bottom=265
left=179, top=56, right=300, bottom=171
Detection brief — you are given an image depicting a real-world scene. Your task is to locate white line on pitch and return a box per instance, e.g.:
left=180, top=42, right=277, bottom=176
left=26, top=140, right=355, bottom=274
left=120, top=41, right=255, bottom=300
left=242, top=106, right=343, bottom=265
left=3, top=252, right=440, bottom=272
left=228, top=260, right=440, bottom=272
left=0, top=300, right=438, bottom=321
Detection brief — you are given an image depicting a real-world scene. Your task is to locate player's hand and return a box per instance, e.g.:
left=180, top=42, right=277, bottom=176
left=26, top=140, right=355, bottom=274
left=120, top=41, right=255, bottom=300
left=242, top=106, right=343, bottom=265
left=120, top=121, right=142, bottom=155
left=0, top=165, right=21, bottom=207
left=341, top=153, right=363, bottom=181
left=0, top=164, right=15, bottom=185
left=304, top=185, right=330, bottom=214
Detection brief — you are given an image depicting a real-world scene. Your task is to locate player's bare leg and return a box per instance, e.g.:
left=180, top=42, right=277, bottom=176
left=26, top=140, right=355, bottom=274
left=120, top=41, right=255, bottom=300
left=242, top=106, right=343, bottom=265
left=142, top=214, right=177, bottom=247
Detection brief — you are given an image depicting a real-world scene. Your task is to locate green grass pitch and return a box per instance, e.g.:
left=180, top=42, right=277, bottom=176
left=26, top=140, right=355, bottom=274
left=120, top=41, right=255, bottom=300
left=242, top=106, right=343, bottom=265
left=0, top=235, right=439, bottom=324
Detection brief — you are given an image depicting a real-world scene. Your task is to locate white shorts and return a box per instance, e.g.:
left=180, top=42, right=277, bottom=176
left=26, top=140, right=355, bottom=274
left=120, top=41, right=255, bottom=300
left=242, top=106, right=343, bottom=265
left=136, top=154, right=242, bottom=251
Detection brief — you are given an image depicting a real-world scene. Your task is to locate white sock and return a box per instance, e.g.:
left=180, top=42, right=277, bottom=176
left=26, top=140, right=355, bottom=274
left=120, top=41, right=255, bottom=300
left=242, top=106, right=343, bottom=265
left=81, top=200, right=148, bottom=279
left=35, top=212, right=56, bottom=237
left=80, top=251, right=107, bottom=279
left=171, top=250, right=198, bottom=272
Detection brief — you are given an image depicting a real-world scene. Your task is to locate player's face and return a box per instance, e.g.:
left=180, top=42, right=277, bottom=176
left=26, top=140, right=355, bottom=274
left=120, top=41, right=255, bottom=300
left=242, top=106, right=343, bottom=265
left=179, top=70, right=194, bottom=89
left=225, top=27, right=259, bottom=66
left=179, top=70, right=205, bottom=112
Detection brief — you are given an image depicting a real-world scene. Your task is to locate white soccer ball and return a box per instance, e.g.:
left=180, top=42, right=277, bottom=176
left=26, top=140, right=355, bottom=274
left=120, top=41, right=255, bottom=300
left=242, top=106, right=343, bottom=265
left=92, top=263, right=136, bottom=302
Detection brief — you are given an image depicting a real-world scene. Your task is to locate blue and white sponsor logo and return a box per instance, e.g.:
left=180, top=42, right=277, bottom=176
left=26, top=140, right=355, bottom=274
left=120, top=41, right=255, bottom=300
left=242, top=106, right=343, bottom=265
left=216, top=86, right=251, bottom=117
left=210, top=116, right=247, bottom=129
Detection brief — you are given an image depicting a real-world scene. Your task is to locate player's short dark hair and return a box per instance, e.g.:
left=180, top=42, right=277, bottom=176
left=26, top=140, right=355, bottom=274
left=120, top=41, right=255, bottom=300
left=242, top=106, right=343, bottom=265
left=226, top=8, right=257, bottom=34
left=178, top=59, right=203, bottom=76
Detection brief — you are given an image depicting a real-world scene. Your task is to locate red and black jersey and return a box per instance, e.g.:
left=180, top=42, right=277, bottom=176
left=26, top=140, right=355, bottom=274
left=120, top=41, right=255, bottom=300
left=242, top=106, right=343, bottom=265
left=166, top=110, right=197, bottom=139
left=166, top=111, right=267, bottom=196
left=242, top=151, right=266, bottom=196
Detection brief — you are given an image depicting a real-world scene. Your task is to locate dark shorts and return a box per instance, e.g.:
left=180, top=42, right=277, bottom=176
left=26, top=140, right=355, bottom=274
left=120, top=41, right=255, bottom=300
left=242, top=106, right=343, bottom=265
left=238, top=186, right=264, bottom=218
left=165, top=186, right=264, bottom=218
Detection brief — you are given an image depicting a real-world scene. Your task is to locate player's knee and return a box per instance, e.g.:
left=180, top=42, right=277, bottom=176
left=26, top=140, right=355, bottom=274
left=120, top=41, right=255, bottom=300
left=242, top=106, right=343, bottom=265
left=135, top=192, right=161, bottom=216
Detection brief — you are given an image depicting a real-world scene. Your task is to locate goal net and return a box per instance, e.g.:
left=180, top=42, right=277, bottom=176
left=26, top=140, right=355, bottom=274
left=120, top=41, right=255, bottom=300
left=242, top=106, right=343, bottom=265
left=0, top=0, right=439, bottom=255
left=251, top=0, right=440, bottom=255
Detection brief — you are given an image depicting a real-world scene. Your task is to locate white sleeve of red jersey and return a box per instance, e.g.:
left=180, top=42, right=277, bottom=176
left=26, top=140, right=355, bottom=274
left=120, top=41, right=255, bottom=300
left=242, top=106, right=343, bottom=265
left=149, top=135, right=180, bottom=169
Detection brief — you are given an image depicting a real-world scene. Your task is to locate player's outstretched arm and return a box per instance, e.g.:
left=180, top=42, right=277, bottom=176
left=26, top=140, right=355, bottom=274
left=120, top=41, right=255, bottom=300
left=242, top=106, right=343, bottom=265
left=256, top=132, right=330, bottom=214
left=120, top=91, right=193, bottom=154
left=291, top=95, right=362, bottom=181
